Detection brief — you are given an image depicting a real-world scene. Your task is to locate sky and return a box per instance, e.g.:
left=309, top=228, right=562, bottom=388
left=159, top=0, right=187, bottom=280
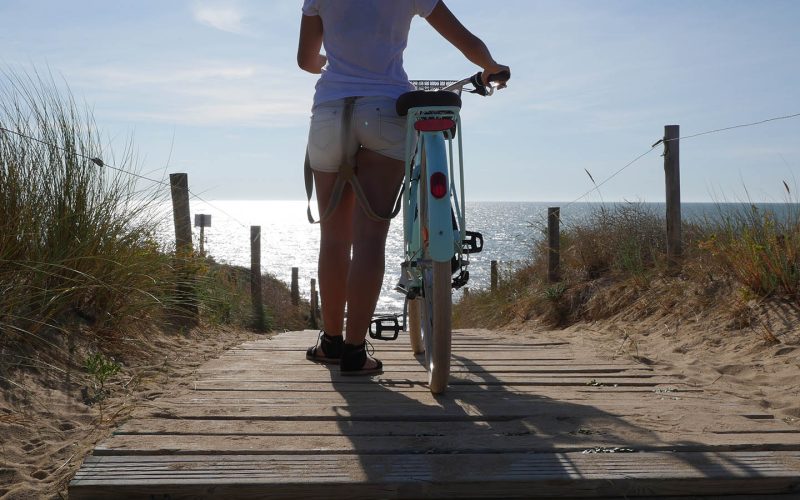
left=1, top=0, right=799, bottom=203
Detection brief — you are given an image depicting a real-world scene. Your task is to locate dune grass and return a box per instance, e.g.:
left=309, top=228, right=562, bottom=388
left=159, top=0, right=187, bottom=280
left=699, top=202, right=800, bottom=301
left=0, top=69, right=177, bottom=343
left=454, top=199, right=800, bottom=329
left=0, top=69, right=307, bottom=363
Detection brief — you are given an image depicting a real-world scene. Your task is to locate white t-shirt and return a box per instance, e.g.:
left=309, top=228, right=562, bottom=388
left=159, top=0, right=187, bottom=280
left=301, top=0, right=440, bottom=108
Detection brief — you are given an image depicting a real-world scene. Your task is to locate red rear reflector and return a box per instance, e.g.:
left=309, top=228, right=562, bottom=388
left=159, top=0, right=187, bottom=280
left=430, top=172, right=447, bottom=199
left=414, top=119, right=456, bottom=132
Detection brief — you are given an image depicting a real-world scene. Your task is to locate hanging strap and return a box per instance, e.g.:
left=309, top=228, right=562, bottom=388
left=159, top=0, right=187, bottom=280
left=305, top=97, right=404, bottom=225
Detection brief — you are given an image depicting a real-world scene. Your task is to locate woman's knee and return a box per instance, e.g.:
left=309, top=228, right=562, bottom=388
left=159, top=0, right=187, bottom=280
left=352, top=229, right=388, bottom=256
left=320, top=233, right=351, bottom=253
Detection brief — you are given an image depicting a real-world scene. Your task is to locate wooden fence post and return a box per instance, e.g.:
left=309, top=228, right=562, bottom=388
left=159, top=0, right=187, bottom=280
left=548, top=206, right=561, bottom=283
left=250, top=226, right=266, bottom=332
left=194, top=214, right=211, bottom=257
left=291, top=267, right=300, bottom=306
left=310, top=279, right=319, bottom=329
left=664, top=125, right=682, bottom=272
left=170, top=173, right=192, bottom=253
left=491, top=260, right=498, bottom=292
left=169, top=173, right=198, bottom=324
left=314, top=289, right=321, bottom=327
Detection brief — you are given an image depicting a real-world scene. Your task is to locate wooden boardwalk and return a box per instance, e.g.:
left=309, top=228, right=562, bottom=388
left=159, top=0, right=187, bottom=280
left=70, top=329, right=800, bottom=499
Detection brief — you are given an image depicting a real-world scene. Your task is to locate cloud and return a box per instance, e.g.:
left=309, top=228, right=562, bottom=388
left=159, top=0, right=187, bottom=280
left=82, top=64, right=258, bottom=87
left=192, top=3, right=250, bottom=35
left=71, top=61, right=315, bottom=127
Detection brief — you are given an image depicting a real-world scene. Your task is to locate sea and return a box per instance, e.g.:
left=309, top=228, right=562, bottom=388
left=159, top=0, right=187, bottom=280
left=156, top=200, right=795, bottom=314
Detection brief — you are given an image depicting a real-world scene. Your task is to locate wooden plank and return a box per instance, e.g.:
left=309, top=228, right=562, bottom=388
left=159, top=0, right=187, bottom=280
left=94, top=434, right=639, bottom=455
left=196, top=366, right=656, bottom=376
left=137, top=400, right=774, bottom=421
left=187, top=382, right=697, bottom=393
left=165, top=391, right=714, bottom=405
left=199, top=358, right=647, bottom=368
left=250, top=333, right=570, bottom=343
left=234, top=330, right=559, bottom=345
left=69, top=451, right=800, bottom=499
left=95, top=432, right=800, bottom=456
left=170, top=386, right=707, bottom=395
left=246, top=340, right=572, bottom=349
left=163, top=390, right=729, bottom=407
left=247, top=331, right=572, bottom=349
left=227, top=359, right=629, bottom=368
left=191, top=373, right=685, bottom=384
left=219, top=354, right=580, bottom=366
left=190, top=379, right=695, bottom=392
left=114, top=418, right=800, bottom=441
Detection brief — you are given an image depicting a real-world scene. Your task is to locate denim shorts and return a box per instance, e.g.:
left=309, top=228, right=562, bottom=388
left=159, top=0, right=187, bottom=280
left=306, top=96, right=407, bottom=172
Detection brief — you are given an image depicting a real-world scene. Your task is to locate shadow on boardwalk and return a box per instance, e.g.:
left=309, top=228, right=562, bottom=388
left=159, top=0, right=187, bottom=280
left=328, top=346, right=765, bottom=498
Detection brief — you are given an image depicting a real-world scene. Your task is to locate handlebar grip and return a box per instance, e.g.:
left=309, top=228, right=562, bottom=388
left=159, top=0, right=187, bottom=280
left=469, top=70, right=510, bottom=96
left=469, top=71, right=511, bottom=96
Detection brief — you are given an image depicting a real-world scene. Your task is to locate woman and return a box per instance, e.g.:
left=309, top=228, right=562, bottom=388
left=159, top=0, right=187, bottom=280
left=299, top=0, right=509, bottom=375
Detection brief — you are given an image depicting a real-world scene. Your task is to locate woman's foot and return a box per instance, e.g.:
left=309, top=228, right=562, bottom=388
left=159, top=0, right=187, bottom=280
left=306, top=331, right=344, bottom=364
left=340, top=341, right=383, bottom=376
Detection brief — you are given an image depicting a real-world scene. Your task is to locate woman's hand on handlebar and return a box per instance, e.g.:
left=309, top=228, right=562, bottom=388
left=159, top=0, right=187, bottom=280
left=480, top=63, right=510, bottom=89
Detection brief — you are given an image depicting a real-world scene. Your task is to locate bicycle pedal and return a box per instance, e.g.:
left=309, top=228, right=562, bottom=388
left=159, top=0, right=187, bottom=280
left=463, top=231, right=484, bottom=254
left=369, top=315, right=401, bottom=341
left=452, top=270, right=470, bottom=289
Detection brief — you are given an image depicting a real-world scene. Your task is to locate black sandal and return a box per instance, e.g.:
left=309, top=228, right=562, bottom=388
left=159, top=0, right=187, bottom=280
left=306, top=331, right=344, bottom=364
left=340, top=341, right=383, bottom=376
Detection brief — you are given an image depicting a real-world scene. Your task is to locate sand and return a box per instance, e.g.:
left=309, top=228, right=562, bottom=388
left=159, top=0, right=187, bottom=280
left=0, top=326, right=260, bottom=499
left=504, top=299, right=800, bottom=425
left=1, top=299, right=798, bottom=499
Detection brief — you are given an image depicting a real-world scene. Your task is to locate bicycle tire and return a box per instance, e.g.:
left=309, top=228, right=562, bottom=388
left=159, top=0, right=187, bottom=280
left=414, top=132, right=452, bottom=393
left=420, top=260, right=452, bottom=394
left=407, top=298, right=423, bottom=354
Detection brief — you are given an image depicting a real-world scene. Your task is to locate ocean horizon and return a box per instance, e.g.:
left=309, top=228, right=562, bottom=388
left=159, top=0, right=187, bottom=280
left=155, top=200, right=797, bottom=314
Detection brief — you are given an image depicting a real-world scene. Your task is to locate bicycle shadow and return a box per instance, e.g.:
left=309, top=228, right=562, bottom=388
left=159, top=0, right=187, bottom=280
left=327, top=336, right=766, bottom=497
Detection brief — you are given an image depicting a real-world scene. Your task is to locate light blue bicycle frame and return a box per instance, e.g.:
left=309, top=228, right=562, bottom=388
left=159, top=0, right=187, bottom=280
left=402, top=105, right=466, bottom=289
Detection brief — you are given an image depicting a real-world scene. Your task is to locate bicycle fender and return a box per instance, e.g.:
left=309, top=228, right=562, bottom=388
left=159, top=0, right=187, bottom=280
left=424, top=133, right=454, bottom=262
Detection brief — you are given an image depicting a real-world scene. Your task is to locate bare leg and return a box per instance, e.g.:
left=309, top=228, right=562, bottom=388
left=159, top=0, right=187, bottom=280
left=344, top=149, right=405, bottom=368
left=313, top=170, right=355, bottom=339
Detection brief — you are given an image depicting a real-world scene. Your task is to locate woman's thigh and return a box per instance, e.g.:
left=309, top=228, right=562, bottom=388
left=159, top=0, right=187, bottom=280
left=353, top=148, right=404, bottom=222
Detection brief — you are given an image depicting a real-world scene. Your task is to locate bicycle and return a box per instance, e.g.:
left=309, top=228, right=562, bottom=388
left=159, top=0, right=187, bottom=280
left=369, top=71, right=509, bottom=394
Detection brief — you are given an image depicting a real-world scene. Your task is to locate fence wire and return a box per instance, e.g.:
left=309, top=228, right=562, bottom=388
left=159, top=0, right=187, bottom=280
left=4, top=110, right=800, bottom=232
left=0, top=125, right=248, bottom=228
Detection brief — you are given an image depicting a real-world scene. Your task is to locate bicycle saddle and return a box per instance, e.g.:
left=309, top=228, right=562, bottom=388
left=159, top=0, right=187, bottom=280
left=395, top=90, right=462, bottom=117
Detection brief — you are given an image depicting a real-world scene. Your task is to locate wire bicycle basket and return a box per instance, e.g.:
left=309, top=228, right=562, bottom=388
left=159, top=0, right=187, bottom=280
left=410, top=80, right=458, bottom=91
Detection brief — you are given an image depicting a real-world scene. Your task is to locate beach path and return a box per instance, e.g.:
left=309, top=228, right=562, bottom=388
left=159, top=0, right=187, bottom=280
left=69, top=328, right=800, bottom=498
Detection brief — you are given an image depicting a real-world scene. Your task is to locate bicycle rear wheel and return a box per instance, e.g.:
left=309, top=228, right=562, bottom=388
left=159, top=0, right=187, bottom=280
left=407, top=298, right=423, bottom=354
left=420, top=260, right=452, bottom=394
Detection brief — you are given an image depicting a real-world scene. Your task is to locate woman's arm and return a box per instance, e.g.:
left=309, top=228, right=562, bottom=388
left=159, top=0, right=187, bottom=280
left=425, top=1, right=509, bottom=85
left=297, top=14, right=327, bottom=74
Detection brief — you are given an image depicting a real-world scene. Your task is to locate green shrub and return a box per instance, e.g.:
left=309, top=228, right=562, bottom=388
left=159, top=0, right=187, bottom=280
left=699, top=204, right=800, bottom=302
